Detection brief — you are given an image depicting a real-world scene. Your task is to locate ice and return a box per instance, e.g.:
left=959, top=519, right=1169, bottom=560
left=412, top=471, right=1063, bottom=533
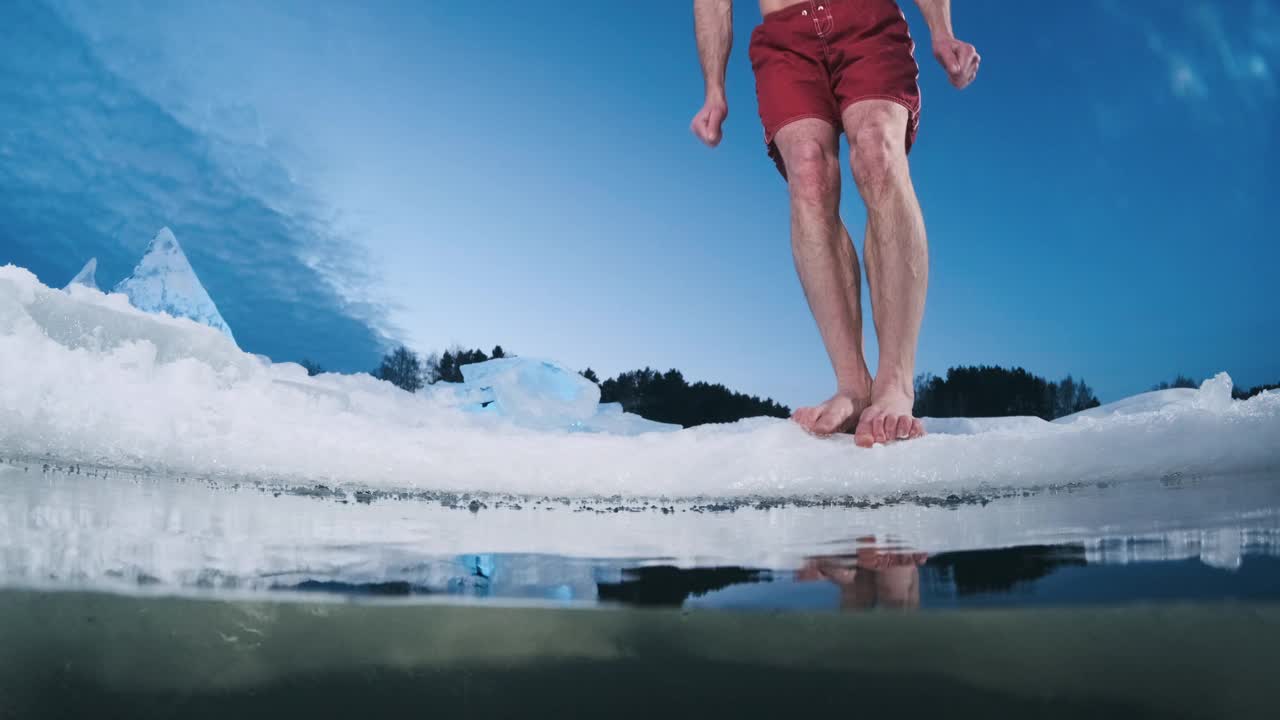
left=113, top=228, right=236, bottom=343
left=1082, top=526, right=1280, bottom=571
left=579, top=402, right=682, bottom=435
left=456, top=357, right=681, bottom=433
left=459, top=357, right=602, bottom=428
left=63, top=258, right=99, bottom=291
left=1, top=264, right=1279, bottom=500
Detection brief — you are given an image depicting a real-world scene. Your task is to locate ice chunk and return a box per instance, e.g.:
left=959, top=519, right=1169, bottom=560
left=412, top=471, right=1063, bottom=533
left=1192, top=373, right=1236, bottom=413
left=64, top=258, right=99, bottom=291
left=460, top=357, right=601, bottom=430
left=113, top=228, right=236, bottom=343
left=454, top=358, right=680, bottom=434
left=578, top=403, right=682, bottom=435
left=596, top=402, right=625, bottom=416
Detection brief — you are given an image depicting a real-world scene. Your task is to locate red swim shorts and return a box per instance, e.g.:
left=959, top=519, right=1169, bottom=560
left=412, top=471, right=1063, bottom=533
left=749, top=0, right=921, bottom=175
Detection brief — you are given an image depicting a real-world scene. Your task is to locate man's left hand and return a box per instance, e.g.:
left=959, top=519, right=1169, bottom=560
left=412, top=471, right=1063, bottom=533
left=933, top=37, right=980, bottom=89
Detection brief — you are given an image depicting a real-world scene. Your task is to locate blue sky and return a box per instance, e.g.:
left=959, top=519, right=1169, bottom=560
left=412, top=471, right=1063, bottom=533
left=2, top=0, right=1276, bottom=407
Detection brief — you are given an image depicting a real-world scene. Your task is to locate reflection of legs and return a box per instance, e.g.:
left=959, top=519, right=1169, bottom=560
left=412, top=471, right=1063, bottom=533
left=841, top=100, right=928, bottom=446
left=874, top=564, right=921, bottom=610
left=841, top=568, right=879, bottom=611
left=801, top=546, right=926, bottom=611
left=772, top=118, right=873, bottom=436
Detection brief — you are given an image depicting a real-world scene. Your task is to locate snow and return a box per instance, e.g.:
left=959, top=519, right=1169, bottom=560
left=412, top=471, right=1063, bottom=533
left=112, top=228, right=236, bottom=343
left=63, top=258, right=98, bottom=291
left=1, top=263, right=1279, bottom=501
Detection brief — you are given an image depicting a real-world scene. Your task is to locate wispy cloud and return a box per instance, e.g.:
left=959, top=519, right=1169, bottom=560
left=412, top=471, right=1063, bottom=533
left=1099, top=0, right=1279, bottom=107
left=1170, top=57, right=1210, bottom=99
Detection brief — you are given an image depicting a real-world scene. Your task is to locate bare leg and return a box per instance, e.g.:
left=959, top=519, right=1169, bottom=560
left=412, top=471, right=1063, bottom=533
left=772, top=118, right=873, bottom=435
left=842, top=100, right=927, bottom=446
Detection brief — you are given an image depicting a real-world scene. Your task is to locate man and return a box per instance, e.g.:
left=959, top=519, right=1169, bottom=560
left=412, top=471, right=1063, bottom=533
left=691, top=0, right=979, bottom=447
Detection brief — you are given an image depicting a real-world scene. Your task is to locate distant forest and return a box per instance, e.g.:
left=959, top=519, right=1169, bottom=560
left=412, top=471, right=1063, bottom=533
left=591, top=367, right=789, bottom=428
left=297, top=347, right=1276, bottom=428
left=913, top=366, right=1100, bottom=420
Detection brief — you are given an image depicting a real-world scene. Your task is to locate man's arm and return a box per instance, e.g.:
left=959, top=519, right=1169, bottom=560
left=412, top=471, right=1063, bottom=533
left=691, top=0, right=732, bottom=147
left=914, top=0, right=980, bottom=89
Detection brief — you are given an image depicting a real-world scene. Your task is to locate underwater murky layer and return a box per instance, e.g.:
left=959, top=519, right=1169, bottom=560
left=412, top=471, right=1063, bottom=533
left=0, top=590, right=1276, bottom=719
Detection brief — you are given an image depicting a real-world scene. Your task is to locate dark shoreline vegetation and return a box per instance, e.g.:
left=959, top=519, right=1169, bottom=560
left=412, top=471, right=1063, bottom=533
left=297, top=347, right=1276, bottom=429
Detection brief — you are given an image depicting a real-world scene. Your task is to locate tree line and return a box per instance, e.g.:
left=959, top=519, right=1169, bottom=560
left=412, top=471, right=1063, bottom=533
left=913, top=366, right=1101, bottom=420
left=298, top=347, right=1277, bottom=427
left=591, top=367, right=789, bottom=428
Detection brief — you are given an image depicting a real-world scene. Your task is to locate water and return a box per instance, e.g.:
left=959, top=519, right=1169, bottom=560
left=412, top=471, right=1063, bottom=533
left=2, top=460, right=1279, bottom=717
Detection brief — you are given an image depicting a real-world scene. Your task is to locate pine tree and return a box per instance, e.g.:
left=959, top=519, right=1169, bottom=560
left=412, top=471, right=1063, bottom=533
left=1056, top=376, right=1077, bottom=419
left=424, top=346, right=498, bottom=383
left=1152, top=374, right=1198, bottom=391
left=374, top=346, right=424, bottom=393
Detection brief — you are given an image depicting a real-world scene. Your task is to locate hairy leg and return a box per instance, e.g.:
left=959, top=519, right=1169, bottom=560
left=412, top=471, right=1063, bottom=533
left=841, top=100, right=927, bottom=446
left=772, top=118, right=873, bottom=435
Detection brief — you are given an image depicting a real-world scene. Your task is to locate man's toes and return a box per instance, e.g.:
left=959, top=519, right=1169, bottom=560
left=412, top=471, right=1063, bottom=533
left=909, top=418, right=926, bottom=438
left=884, top=415, right=906, bottom=441
left=894, top=415, right=912, bottom=439
left=792, top=407, right=816, bottom=430
left=872, top=414, right=890, bottom=444
left=819, top=399, right=860, bottom=435
left=814, top=414, right=840, bottom=436
left=811, top=409, right=839, bottom=436
left=854, top=414, right=877, bottom=448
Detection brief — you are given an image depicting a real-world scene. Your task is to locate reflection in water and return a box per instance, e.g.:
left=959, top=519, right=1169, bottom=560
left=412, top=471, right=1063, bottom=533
left=589, top=538, right=1280, bottom=612
left=796, top=542, right=929, bottom=610
left=5, top=463, right=1279, bottom=610
left=597, top=566, right=768, bottom=607
left=596, top=538, right=933, bottom=611
left=928, top=545, right=1088, bottom=595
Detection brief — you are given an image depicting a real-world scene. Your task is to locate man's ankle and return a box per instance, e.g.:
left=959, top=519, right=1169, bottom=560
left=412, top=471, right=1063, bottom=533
left=872, top=373, right=915, bottom=398
left=836, top=373, right=873, bottom=397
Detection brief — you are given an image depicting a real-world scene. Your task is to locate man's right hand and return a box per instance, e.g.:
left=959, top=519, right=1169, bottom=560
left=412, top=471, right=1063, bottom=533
left=691, top=95, right=728, bottom=147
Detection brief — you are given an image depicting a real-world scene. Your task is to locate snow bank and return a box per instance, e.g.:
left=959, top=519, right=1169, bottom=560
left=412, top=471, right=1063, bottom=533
left=1, top=264, right=1278, bottom=500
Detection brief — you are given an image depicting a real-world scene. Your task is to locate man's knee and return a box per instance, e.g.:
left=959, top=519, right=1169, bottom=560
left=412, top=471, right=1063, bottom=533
left=785, top=140, right=839, bottom=210
left=849, top=120, right=906, bottom=198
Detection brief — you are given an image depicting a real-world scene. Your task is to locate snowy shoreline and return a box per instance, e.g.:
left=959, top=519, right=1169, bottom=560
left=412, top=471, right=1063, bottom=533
left=2, top=262, right=1279, bottom=500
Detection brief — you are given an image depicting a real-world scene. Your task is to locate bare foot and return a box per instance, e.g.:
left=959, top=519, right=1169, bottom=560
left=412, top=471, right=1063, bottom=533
left=853, top=385, right=925, bottom=447
left=792, top=390, right=871, bottom=436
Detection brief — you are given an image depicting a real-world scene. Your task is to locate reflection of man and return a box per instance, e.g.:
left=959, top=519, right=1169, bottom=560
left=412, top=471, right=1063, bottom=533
left=692, top=0, right=979, bottom=446
left=796, top=546, right=928, bottom=610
